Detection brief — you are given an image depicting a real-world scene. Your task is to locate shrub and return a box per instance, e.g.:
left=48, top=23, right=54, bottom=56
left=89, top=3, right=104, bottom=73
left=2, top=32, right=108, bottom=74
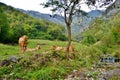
left=82, top=34, right=97, bottom=45
left=0, top=66, right=11, bottom=75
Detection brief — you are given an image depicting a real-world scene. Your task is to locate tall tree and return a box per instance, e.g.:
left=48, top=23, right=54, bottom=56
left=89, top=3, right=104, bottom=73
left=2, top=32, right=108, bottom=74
left=42, top=0, right=114, bottom=59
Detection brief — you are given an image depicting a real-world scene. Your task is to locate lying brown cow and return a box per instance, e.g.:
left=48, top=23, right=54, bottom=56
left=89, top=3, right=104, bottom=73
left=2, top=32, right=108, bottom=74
left=25, top=44, right=41, bottom=52
left=64, top=45, right=75, bottom=52
left=50, top=45, right=75, bottom=52
left=50, top=45, right=63, bottom=51
left=18, top=35, right=28, bottom=53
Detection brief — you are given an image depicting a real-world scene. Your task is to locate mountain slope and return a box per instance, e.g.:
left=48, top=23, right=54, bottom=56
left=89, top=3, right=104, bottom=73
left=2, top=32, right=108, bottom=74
left=18, top=9, right=64, bottom=24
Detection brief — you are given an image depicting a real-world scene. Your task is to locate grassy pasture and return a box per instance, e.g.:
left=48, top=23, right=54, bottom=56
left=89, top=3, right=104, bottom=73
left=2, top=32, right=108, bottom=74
left=0, top=39, right=81, bottom=61
left=0, top=39, right=103, bottom=64
left=0, top=39, right=119, bottom=79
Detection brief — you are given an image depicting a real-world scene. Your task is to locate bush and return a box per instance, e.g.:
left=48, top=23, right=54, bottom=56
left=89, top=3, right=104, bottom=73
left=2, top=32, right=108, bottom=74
left=82, top=34, right=97, bottom=45
left=0, top=66, right=11, bottom=75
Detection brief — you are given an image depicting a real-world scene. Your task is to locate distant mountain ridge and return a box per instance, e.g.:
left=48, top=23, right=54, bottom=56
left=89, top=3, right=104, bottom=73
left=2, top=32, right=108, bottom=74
left=18, top=8, right=103, bottom=23
left=18, top=9, right=64, bottom=25
left=18, top=8, right=103, bottom=34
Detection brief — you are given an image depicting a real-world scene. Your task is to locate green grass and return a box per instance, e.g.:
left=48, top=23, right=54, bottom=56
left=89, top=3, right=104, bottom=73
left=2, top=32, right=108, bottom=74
left=0, top=39, right=82, bottom=58
left=0, top=39, right=67, bottom=60
left=0, top=43, right=19, bottom=60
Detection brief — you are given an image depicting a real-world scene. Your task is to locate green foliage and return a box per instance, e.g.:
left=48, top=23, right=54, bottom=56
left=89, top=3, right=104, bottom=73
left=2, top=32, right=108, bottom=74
left=0, top=66, right=11, bottom=75
left=47, top=24, right=67, bottom=40
left=0, top=6, right=10, bottom=43
left=82, top=34, right=97, bottom=45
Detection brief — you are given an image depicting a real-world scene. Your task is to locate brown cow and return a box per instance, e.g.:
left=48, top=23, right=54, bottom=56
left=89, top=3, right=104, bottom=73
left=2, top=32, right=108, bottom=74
left=50, top=45, right=63, bottom=52
left=50, top=45, right=75, bottom=52
left=63, top=45, right=75, bottom=52
left=18, top=35, right=28, bottom=53
left=25, top=44, right=41, bottom=52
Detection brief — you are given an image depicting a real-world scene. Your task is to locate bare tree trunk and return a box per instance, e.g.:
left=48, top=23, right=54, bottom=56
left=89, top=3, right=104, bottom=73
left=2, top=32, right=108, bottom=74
left=66, top=23, right=71, bottom=59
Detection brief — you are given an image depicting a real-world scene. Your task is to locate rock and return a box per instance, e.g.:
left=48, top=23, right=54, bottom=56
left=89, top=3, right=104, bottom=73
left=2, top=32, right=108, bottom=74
left=10, top=56, right=18, bottom=63
left=65, top=69, right=87, bottom=80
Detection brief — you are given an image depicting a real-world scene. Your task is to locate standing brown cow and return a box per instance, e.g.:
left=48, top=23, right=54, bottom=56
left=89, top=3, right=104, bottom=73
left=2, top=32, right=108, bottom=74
left=18, top=35, right=28, bottom=53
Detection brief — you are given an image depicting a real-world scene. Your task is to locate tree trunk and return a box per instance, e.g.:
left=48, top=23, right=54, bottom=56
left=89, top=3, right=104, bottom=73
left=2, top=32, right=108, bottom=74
left=66, top=23, right=71, bottom=59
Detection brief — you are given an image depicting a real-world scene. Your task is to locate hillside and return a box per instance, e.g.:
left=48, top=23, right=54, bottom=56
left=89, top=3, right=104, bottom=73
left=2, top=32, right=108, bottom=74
left=77, top=11, right=120, bottom=58
left=0, top=2, right=67, bottom=43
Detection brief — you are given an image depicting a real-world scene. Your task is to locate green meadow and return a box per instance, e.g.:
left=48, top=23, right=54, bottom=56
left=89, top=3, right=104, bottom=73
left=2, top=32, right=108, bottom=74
left=0, top=39, right=68, bottom=60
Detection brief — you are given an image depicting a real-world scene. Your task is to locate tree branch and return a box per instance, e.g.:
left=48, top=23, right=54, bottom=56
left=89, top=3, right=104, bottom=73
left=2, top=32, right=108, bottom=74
left=68, top=1, right=77, bottom=25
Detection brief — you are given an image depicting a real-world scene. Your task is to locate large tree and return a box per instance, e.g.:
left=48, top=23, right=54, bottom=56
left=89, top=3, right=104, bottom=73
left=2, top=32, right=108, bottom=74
left=42, top=0, right=114, bottom=58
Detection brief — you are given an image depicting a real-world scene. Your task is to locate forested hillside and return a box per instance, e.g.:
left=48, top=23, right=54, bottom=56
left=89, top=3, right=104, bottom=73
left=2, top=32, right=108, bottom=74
left=77, top=11, right=120, bottom=58
left=0, top=3, right=67, bottom=43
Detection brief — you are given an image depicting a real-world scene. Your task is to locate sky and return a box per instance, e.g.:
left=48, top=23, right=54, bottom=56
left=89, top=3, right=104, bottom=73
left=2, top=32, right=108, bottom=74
left=0, top=0, right=53, bottom=14
left=0, top=0, right=116, bottom=14
left=0, top=0, right=91, bottom=14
